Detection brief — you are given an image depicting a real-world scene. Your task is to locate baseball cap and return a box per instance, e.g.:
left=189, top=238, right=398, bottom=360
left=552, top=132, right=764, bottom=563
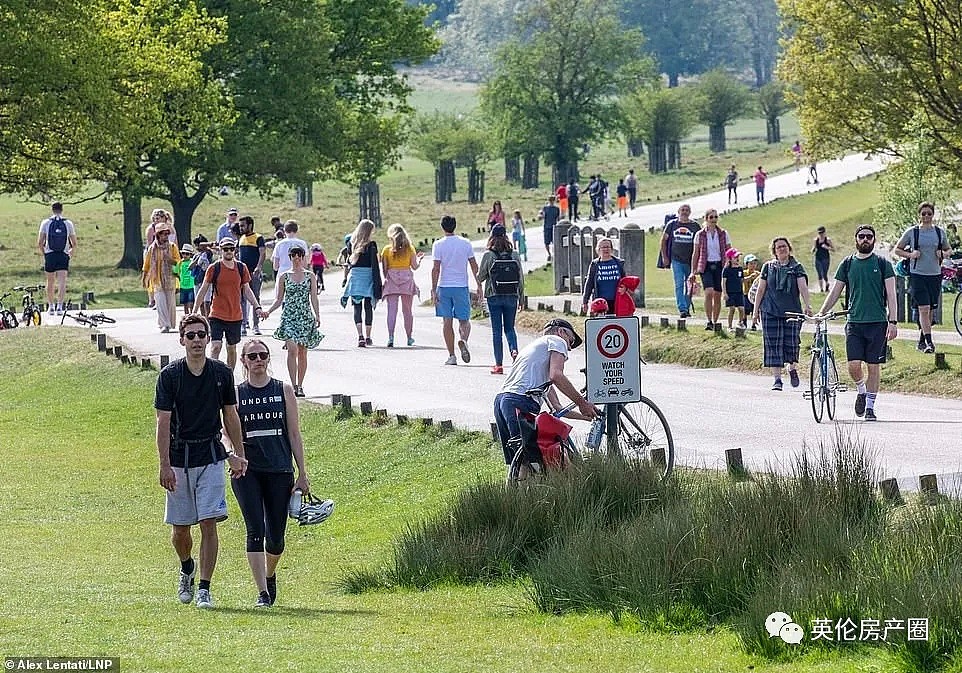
left=490, top=224, right=507, bottom=238
left=543, top=318, right=583, bottom=349
left=725, top=248, right=740, bottom=260
left=744, top=254, right=757, bottom=263
left=227, top=207, right=238, bottom=214
left=180, top=244, right=195, bottom=256
left=855, top=224, right=875, bottom=237
left=219, top=237, right=237, bottom=248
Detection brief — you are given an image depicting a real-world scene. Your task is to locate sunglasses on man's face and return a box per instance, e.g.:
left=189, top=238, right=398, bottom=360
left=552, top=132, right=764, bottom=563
left=920, top=211, right=934, bottom=217
left=221, top=246, right=235, bottom=252
left=244, top=352, right=270, bottom=361
left=856, top=233, right=875, bottom=241
left=183, top=330, right=208, bottom=340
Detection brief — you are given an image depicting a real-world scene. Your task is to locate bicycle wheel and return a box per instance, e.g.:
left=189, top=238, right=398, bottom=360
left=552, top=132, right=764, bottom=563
left=91, top=313, right=116, bottom=324
left=954, top=292, right=962, bottom=338
left=809, top=354, right=825, bottom=423
left=1, top=310, right=18, bottom=329
left=825, top=352, right=839, bottom=420
left=613, top=397, right=675, bottom=480
left=507, top=445, right=543, bottom=484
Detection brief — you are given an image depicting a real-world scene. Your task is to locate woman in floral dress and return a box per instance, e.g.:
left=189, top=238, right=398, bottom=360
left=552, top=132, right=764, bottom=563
left=262, top=244, right=321, bottom=397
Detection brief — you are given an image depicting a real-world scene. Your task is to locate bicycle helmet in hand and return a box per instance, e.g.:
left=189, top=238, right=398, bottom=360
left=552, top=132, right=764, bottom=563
left=542, top=318, right=583, bottom=348
left=589, top=298, right=609, bottom=314
left=297, top=493, right=335, bottom=526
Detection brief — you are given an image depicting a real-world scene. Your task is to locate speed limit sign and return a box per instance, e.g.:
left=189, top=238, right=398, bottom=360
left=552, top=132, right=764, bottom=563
left=585, top=316, right=641, bottom=404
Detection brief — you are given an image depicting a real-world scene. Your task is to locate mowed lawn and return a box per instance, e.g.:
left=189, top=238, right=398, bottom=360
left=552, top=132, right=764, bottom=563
left=0, top=329, right=891, bottom=673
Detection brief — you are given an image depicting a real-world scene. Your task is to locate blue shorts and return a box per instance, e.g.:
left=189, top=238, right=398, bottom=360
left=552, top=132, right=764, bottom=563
left=435, top=286, right=471, bottom=321
left=543, top=227, right=553, bottom=246
left=179, top=288, right=195, bottom=305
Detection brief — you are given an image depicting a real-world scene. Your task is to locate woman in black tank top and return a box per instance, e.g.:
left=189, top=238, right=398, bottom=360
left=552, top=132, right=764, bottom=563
left=229, top=339, right=311, bottom=607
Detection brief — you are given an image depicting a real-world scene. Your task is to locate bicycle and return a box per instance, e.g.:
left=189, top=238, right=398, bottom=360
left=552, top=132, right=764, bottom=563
left=508, top=365, right=675, bottom=482
left=0, top=293, right=19, bottom=329
left=13, top=285, right=43, bottom=326
left=942, top=259, right=962, bottom=337
left=60, top=305, right=116, bottom=328
left=786, top=311, right=848, bottom=423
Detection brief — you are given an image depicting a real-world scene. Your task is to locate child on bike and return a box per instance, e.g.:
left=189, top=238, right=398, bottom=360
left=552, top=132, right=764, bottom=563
left=721, top=249, right=746, bottom=329
left=310, top=243, right=328, bottom=292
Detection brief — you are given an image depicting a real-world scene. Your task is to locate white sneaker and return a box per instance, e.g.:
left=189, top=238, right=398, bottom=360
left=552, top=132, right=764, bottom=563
left=457, top=339, right=471, bottom=363
left=47, top=307, right=55, bottom=316
left=178, top=569, right=195, bottom=604
left=195, top=588, right=213, bottom=609
left=444, top=355, right=457, bottom=365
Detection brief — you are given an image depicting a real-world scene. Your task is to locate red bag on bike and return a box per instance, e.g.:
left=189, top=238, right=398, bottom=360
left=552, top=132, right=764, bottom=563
left=519, top=412, right=573, bottom=470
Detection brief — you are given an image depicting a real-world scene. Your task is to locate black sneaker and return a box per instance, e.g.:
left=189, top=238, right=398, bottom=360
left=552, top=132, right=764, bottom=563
left=704, top=321, right=714, bottom=331
left=255, top=591, right=272, bottom=608
left=923, top=343, right=935, bottom=354
left=266, top=575, right=277, bottom=605
left=771, top=379, right=783, bottom=391
left=854, top=393, right=866, bottom=417
left=789, top=369, right=800, bottom=388
left=864, top=408, right=877, bottom=421
left=917, top=341, right=927, bottom=352
left=680, top=311, right=690, bottom=319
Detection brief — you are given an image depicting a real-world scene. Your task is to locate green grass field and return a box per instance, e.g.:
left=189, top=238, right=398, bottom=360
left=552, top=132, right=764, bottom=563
left=0, top=329, right=896, bottom=673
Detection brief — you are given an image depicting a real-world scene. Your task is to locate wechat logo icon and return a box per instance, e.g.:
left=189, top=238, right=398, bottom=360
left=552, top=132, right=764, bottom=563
left=766, top=611, right=804, bottom=644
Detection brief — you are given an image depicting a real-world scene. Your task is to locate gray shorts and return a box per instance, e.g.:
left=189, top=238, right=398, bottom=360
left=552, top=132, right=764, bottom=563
left=165, top=461, right=228, bottom=526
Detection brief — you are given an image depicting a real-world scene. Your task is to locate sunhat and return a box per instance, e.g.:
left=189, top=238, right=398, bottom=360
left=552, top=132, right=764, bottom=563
left=180, top=244, right=195, bottom=255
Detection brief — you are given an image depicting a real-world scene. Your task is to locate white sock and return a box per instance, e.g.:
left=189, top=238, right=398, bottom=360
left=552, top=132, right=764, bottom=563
left=855, top=379, right=867, bottom=395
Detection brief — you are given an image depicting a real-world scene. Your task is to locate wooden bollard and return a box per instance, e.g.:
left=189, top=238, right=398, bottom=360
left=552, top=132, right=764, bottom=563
left=419, top=417, right=433, bottom=426
left=640, top=316, right=649, bottom=328
left=919, top=474, right=939, bottom=496
left=360, top=401, right=373, bottom=416
left=114, top=346, right=124, bottom=359
left=545, top=304, right=555, bottom=313
left=522, top=296, right=529, bottom=311
left=934, top=352, right=948, bottom=369
left=396, top=414, right=408, bottom=425
left=104, top=346, right=114, bottom=356
left=735, top=327, right=746, bottom=338
left=650, top=447, right=666, bottom=470
left=659, top=317, right=670, bottom=328
left=331, top=393, right=342, bottom=405
left=879, top=478, right=901, bottom=502
left=89, top=333, right=98, bottom=344
left=713, top=322, right=723, bottom=333
left=490, top=422, right=500, bottom=441
left=725, top=448, right=744, bottom=475
left=121, top=354, right=130, bottom=365
left=96, top=333, right=107, bottom=351
left=160, top=354, right=170, bottom=368
left=886, top=345, right=894, bottom=361
left=537, top=302, right=546, bottom=311
left=376, top=409, right=387, bottom=418
left=563, top=300, right=572, bottom=315
left=341, top=395, right=352, bottom=411
left=142, top=359, right=152, bottom=370
left=676, top=319, right=686, bottom=331
left=439, top=420, right=454, bottom=433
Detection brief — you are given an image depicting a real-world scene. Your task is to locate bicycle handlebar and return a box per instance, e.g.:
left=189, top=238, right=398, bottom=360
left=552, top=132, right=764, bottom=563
left=785, top=310, right=848, bottom=322
left=13, top=285, right=42, bottom=292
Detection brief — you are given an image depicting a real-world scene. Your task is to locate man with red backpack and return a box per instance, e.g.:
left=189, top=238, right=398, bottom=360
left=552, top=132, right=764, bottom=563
left=37, top=202, right=77, bottom=315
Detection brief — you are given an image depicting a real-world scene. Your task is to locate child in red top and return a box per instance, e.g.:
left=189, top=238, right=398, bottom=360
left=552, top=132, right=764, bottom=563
left=310, top=243, right=328, bottom=292
left=613, top=276, right=640, bottom=317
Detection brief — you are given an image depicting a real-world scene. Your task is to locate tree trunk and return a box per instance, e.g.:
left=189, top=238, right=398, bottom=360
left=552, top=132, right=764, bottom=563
left=117, top=190, right=144, bottom=270
left=766, top=116, right=781, bottom=144
left=504, top=156, right=520, bottom=183
left=521, top=154, right=539, bottom=189
left=708, top=125, right=726, bottom=153
left=648, top=142, right=667, bottom=174
left=467, top=168, right=485, bottom=204
left=668, top=142, right=682, bottom=169
left=435, top=161, right=455, bottom=203
left=358, top=181, right=382, bottom=227
left=627, top=139, right=644, bottom=157
left=668, top=72, right=679, bottom=88
left=166, top=181, right=207, bottom=244
left=295, top=183, right=313, bottom=207
left=551, top=161, right=578, bottom=187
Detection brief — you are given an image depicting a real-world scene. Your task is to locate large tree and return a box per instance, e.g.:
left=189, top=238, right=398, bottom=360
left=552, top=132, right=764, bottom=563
left=483, top=0, right=653, bottom=186
left=695, top=70, right=753, bottom=153
left=778, top=0, right=962, bottom=168
left=620, top=87, right=697, bottom=174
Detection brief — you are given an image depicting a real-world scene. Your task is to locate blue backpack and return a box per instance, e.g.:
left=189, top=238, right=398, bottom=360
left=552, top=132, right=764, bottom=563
left=47, top=217, right=69, bottom=252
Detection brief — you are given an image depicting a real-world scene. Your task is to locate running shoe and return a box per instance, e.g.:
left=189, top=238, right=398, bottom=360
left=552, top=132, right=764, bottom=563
left=253, top=327, right=261, bottom=336
left=295, top=386, right=305, bottom=398
left=358, top=337, right=366, bottom=348
left=510, top=350, right=518, bottom=363
left=854, top=393, right=866, bottom=417
left=241, top=327, right=248, bottom=337
left=771, top=379, right=783, bottom=391
left=365, top=337, right=373, bottom=346
left=704, top=322, right=714, bottom=331
left=386, top=337, right=394, bottom=348
left=178, top=568, right=196, bottom=604
left=457, top=339, right=471, bottom=363
left=490, top=365, right=504, bottom=375
left=255, top=591, right=271, bottom=608
left=864, top=408, right=877, bottom=422
left=789, top=369, right=800, bottom=388
left=195, top=588, right=213, bottom=609
left=407, top=336, right=415, bottom=347
left=923, top=343, right=935, bottom=354
left=444, top=355, right=457, bottom=365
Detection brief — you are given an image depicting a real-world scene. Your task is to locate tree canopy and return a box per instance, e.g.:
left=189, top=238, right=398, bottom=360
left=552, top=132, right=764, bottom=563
left=778, top=0, right=962, bottom=169
left=482, top=0, right=654, bottom=183
left=695, top=70, right=753, bottom=152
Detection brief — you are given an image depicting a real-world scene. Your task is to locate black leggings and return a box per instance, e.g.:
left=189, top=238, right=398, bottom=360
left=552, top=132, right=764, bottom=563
left=231, top=470, right=294, bottom=555
left=352, top=298, right=373, bottom=326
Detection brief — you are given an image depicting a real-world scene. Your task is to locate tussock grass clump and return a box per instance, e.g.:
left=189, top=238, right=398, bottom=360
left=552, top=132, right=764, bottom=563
left=348, top=432, right=962, bottom=671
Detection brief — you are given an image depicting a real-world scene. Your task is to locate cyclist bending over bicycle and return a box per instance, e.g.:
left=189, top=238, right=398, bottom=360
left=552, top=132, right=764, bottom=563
left=493, top=318, right=600, bottom=478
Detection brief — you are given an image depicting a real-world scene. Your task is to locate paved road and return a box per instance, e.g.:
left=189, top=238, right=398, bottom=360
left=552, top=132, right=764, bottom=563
left=73, top=153, right=962, bottom=493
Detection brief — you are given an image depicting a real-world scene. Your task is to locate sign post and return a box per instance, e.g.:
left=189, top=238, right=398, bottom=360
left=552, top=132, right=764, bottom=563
left=585, top=316, right=641, bottom=404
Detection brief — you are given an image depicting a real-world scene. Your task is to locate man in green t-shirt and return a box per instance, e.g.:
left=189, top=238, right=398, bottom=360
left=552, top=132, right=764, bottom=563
left=818, top=225, right=897, bottom=421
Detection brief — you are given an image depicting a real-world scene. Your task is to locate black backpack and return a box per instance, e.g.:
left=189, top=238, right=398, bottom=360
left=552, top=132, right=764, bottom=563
left=210, top=260, right=248, bottom=296
left=906, top=225, right=945, bottom=272
left=490, top=251, right=521, bottom=295
left=838, top=253, right=888, bottom=310
left=47, top=216, right=69, bottom=252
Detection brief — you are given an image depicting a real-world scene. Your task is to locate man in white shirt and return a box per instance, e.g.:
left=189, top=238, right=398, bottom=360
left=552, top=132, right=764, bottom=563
left=37, top=202, right=78, bottom=315
left=271, top=220, right=309, bottom=277
left=431, top=215, right=480, bottom=365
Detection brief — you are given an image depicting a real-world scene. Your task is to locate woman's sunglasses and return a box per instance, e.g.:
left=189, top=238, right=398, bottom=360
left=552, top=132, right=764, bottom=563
left=244, top=352, right=270, bottom=361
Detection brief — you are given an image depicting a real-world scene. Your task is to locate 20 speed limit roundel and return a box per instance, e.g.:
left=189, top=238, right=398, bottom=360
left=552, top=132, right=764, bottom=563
left=595, top=324, right=629, bottom=359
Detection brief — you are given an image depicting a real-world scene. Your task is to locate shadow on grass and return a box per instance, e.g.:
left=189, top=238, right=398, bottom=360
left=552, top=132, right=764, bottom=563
left=213, top=606, right=379, bottom=618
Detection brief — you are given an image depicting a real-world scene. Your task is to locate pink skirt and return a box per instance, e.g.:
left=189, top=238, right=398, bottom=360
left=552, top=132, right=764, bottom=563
left=382, top=268, right=419, bottom=297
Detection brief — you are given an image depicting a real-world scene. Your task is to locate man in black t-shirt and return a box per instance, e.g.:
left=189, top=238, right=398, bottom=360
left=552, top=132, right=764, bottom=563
left=660, top=204, right=701, bottom=317
left=537, top=195, right=562, bottom=261
left=154, top=314, right=248, bottom=609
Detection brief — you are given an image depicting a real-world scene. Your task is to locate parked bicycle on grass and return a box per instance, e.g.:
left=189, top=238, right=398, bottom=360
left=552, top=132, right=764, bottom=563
left=14, top=285, right=43, bottom=326
left=786, top=311, right=848, bottom=422
left=0, top=293, right=19, bottom=329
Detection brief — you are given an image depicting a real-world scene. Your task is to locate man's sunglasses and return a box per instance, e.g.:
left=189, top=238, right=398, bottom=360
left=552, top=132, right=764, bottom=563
left=183, top=330, right=208, bottom=340
left=856, top=233, right=875, bottom=241
left=244, top=352, right=270, bottom=361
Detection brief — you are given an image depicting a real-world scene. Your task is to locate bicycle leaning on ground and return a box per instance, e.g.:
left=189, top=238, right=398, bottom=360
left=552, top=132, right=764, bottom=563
left=786, top=311, right=848, bottom=423
left=0, top=292, right=19, bottom=329
left=60, top=303, right=116, bottom=328
left=14, top=285, right=43, bottom=326
left=509, top=364, right=675, bottom=482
